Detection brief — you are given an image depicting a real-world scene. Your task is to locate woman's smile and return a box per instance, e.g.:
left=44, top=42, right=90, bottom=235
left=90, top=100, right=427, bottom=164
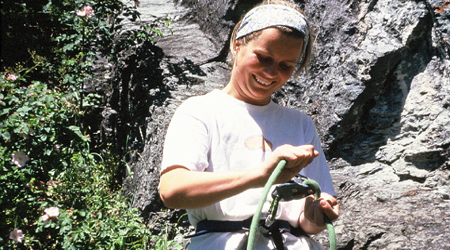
left=254, top=75, right=274, bottom=86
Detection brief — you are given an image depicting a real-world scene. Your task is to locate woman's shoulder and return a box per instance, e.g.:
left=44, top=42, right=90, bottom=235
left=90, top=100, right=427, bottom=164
left=273, top=103, right=312, bottom=120
left=179, top=89, right=221, bottom=106
left=270, top=104, right=318, bottom=133
left=174, top=89, right=224, bottom=116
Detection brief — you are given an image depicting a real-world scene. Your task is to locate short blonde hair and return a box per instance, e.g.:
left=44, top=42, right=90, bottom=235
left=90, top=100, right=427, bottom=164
left=229, top=0, right=313, bottom=77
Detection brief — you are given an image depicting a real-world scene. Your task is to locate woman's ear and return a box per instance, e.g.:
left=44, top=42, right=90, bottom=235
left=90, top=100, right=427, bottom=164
left=234, top=40, right=241, bottom=54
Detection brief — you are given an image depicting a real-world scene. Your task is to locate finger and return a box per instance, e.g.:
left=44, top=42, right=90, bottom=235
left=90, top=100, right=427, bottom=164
left=320, top=194, right=340, bottom=221
left=313, top=150, right=319, bottom=157
left=304, top=195, right=315, bottom=221
left=286, top=152, right=316, bottom=169
left=298, top=147, right=318, bottom=166
left=288, top=157, right=310, bottom=170
left=313, top=201, right=325, bottom=226
left=278, top=144, right=318, bottom=168
left=323, top=201, right=339, bottom=221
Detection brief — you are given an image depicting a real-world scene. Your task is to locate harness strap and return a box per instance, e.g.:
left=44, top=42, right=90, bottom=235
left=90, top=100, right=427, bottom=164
left=189, top=217, right=296, bottom=249
left=192, top=217, right=255, bottom=236
left=269, top=220, right=285, bottom=250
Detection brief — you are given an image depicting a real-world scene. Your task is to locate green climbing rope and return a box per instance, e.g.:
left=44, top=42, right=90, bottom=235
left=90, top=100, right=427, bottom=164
left=247, top=160, right=287, bottom=250
left=247, top=160, right=336, bottom=250
left=302, top=179, right=336, bottom=250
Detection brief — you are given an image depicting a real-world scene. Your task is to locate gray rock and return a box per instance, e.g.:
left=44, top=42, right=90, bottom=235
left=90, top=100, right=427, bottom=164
left=92, top=0, right=450, bottom=249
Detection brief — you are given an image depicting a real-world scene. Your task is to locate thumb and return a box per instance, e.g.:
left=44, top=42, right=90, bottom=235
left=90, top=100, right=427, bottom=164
left=319, top=199, right=339, bottom=221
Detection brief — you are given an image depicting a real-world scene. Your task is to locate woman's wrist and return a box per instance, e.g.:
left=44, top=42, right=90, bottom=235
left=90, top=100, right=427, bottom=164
left=299, top=210, right=326, bottom=234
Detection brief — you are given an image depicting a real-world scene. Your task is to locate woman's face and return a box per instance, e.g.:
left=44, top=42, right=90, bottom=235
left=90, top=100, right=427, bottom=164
left=224, top=27, right=304, bottom=106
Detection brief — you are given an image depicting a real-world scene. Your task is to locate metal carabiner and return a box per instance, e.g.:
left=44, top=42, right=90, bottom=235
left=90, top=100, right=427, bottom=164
left=265, top=174, right=315, bottom=227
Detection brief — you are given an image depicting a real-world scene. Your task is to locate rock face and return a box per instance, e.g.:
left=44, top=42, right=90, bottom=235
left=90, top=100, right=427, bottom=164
left=113, top=0, right=450, bottom=249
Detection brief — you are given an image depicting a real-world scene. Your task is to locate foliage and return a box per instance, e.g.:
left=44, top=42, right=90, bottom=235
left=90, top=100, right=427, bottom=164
left=1, top=0, right=170, bottom=88
left=0, top=76, right=182, bottom=250
left=0, top=0, right=180, bottom=249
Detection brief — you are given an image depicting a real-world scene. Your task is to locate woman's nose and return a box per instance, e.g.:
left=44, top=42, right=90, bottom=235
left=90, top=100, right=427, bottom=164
left=264, top=62, right=277, bottom=76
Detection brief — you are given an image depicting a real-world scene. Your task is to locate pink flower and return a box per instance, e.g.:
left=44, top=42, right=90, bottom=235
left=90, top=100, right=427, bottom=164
left=76, top=6, right=95, bottom=18
left=43, top=207, right=60, bottom=220
left=11, top=152, right=30, bottom=167
left=54, top=144, right=61, bottom=153
left=6, top=73, right=18, bottom=81
left=47, top=180, right=59, bottom=187
left=9, top=229, right=24, bottom=243
left=42, top=214, right=50, bottom=221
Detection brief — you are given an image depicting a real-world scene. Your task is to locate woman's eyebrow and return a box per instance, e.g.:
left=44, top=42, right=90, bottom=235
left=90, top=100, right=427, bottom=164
left=255, top=49, right=298, bottom=64
left=284, top=58, right=298, bottom=64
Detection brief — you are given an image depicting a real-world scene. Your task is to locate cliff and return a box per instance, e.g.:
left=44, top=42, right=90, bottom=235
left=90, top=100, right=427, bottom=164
left=104, top=0, right=450, bottom=248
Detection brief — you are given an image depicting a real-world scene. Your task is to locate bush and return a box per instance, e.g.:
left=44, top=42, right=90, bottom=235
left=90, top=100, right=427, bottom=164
left=0, top=72, right=182, bottom=250
left=0, top=0, right=180, bottom=249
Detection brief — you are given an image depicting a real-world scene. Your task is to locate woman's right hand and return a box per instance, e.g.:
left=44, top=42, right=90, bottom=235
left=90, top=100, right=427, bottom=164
left=259, top=144, right=319, bottom=185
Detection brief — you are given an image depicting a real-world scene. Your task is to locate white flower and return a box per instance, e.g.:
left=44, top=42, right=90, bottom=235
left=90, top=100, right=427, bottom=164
left=44, top=207, right=60, bottom=219
left=9, top=229, right=24, bottom=243
left=11, top=152, right=30, bottom=167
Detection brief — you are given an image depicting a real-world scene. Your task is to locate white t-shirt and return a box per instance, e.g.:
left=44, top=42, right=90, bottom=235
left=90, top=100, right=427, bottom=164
left=161, top=89, right=335, bottom=228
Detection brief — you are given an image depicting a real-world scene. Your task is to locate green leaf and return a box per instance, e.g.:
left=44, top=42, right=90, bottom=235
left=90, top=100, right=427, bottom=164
left=0, top=131, right=10, bottom=141
left=0, top=107, right=10, bottom=116
left=63, top=43, right=75, bottom=52
left=39, top=134, right=48, bottom=142
left=45, top=95, right=55, bottom=104
left=16, top=106, right=33, bottom=114
left=69, top=125, right=84, bottom=139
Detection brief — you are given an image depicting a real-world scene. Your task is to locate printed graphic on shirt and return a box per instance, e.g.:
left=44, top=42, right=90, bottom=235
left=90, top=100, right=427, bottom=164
left=244, top=135, right=273, bottom=152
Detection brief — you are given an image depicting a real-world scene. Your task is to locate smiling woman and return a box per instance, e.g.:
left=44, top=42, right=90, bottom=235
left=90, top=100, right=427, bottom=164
left=159, top=1, right=339, bottom=249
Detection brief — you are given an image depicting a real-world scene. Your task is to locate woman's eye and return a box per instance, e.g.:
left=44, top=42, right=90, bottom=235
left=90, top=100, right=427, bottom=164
left=280, top=64, right=292, bottom=71
left=257, top=54, right=271, bottom=62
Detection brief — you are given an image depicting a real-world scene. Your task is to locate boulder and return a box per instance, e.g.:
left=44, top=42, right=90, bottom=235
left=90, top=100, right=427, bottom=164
left=108, top=0, right=450, bottom=248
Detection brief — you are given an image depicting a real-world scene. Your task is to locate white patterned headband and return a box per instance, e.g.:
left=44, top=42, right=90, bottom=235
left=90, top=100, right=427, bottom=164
left=236, top=4, right=310, bottom=65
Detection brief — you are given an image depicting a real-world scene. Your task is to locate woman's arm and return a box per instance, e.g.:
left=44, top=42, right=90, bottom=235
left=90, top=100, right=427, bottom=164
left=159, top=144, right=319, bottom=209
left=160, top=166, right=264, bottom=209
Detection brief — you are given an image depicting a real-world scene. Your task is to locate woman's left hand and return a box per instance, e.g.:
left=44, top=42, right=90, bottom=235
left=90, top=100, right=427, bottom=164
left=300, top=192, right=339, bottom=233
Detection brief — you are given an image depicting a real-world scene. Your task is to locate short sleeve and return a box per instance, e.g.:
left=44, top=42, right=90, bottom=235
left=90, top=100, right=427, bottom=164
left=299, top=115, right=336, bottom=196
left=161, top=98, right=211, bottom=173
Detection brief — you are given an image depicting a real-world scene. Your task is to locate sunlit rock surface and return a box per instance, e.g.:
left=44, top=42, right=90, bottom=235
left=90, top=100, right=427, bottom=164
left=101, top=0, right=450, bottom=248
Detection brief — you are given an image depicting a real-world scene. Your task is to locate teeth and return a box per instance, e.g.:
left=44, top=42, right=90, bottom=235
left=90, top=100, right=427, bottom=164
left=255, top=76, right=272, bottom=86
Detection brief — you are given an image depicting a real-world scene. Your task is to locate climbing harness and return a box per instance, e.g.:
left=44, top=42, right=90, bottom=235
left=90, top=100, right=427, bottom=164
left=247, top=160, right=336, bottom=250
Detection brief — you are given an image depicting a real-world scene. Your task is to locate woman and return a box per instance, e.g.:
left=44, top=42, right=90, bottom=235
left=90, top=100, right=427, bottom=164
left=159, top=0, right=339, bottom=249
